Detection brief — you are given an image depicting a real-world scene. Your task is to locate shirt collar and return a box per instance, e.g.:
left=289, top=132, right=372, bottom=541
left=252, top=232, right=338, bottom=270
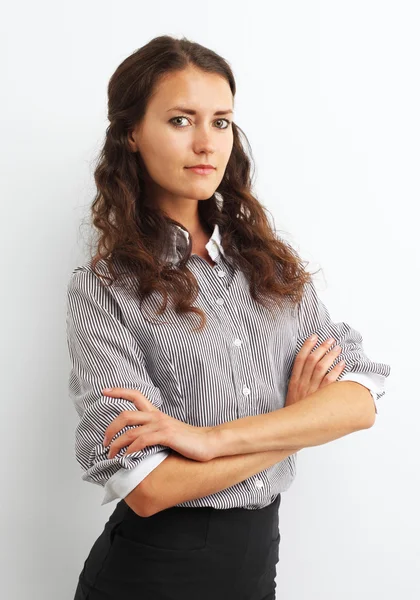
left=165, top=222, right=226, bottom=266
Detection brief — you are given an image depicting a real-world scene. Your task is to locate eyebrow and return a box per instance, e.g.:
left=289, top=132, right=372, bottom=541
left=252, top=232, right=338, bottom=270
left=166, top=106, right=234, bottom=116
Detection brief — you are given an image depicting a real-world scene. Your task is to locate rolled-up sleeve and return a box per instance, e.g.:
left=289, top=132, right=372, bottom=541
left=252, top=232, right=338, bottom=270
left=295, top=277, right=391, bottom=410
left=66, top=267, right=171, bottom=495
left=101, top=451, right=170, bottom=505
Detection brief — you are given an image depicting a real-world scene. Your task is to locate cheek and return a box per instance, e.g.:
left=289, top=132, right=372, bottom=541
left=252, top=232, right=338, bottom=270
left=145, top=126, right=187, bottom=165
left=140, top=138, right=183, bottom=182
left=224, top=133, right=234, bottom=158
left=217, top=134, right=233, bottom=169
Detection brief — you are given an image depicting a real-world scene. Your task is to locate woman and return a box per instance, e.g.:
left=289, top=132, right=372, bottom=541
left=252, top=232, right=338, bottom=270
left=66, top=35, right=390, bottom=600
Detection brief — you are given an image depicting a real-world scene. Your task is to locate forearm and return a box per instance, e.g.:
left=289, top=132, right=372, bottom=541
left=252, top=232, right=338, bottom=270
left=212, top=381, right=376, bottom=457
left=130, top=445, right=301, bottom=516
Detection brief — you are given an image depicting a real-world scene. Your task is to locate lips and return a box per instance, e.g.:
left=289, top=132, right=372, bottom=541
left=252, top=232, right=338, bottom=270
left=186, top=166, right=215, bottom=169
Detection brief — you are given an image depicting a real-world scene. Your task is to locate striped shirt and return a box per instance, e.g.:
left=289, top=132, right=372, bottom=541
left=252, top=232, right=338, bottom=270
left=66, top=223, right=391, bottom=510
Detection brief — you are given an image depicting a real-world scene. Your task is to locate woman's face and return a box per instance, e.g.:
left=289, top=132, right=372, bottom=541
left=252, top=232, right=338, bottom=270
left=128, top=66, right=234, bottom=205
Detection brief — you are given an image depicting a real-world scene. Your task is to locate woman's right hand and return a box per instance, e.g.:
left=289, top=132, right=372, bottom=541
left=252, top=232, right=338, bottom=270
left=285, top=335, right=346, bottom=408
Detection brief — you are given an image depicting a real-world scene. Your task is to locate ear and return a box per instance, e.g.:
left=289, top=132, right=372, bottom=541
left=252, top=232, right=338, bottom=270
left=127, top=130, right=138, bottom=153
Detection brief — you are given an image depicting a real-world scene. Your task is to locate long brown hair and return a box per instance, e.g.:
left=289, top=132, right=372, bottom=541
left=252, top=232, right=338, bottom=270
left=88, top=34, right=317, bottom=331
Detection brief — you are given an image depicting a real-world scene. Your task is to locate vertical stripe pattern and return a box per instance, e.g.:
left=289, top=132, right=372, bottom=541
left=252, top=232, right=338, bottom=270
left=66, top=224, right=391, bottom=510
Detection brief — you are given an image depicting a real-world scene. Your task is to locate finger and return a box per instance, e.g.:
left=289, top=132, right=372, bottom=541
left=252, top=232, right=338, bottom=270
left=102, top=387, right=140, bottom=402
left=121, top=428, right=165, bottom=458
left=112, top=425, right=163, bottom=459
left=108, top=426, right=142, bottom=459
left=307, top=344, right=342, bottom=393
left=103, top=410, right=152, bottom=448
left=299, top=336, right=336, bottom=390
left=316, top=359, right=346, bottom=388
left=290, top=335, right=320, bottom=383
left=102, top=387, right=157, bottom=412
left=319, top=360, right=346, bottom=388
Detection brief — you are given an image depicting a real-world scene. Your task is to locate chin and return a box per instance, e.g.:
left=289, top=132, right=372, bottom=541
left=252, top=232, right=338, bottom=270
left=194, top=190, right=217, bottom=201
left=181, top=185, right=216, bottom=200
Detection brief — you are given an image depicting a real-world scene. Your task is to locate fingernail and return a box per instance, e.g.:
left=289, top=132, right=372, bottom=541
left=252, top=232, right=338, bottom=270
left=102, top=387, right=112, bottom=392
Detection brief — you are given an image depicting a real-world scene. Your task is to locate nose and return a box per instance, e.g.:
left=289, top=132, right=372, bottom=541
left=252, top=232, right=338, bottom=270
left=191, top=125, right=216, bottom=155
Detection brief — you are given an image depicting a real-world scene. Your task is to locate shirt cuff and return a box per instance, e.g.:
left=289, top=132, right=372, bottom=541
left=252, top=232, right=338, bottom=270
left=101, top=450, right=171, bottom=505
left=339, top=372, right=384, bottom=413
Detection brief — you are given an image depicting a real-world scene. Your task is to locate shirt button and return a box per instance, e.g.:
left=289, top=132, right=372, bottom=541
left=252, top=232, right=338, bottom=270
left=233, top=338, right=242, bottom=347
left=215, top=297, right=225, bottom=305
left=255, top=479, right=264, bottom=489
left=243, top=386, right=251, bottom=395
left=217, top=270, right=226, bottom=277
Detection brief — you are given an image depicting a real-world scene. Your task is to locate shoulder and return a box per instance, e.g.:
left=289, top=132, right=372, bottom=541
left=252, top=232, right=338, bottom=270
left=66, top=258, right=133, bottom=320
left=66, top=259, right=114, bottom=303
left=68, top=257, right=117, bottom=286
left=67, top=262, right=95, bottom=293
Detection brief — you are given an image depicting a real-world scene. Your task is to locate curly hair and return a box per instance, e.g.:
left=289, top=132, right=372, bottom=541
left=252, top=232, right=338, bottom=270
left=87, top=34, right=318, bottom=331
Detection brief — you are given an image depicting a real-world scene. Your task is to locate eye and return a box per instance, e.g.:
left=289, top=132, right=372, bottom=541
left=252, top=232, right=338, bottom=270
left=170, top=116, right=190, bottom=128
left=169, top=116, right=232, bottom=129
left=214, top=118, right=231, bottom=129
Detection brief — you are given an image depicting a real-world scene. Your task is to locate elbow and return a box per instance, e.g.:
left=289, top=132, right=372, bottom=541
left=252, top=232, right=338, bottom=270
left=123, top=480, right=156, bottom=518
left=359, top=399, right=377, bottom=430
left=367, top=409, right=377, bottom=429
left=361, top=411, right=376, bottom=430
left=345, top=382, right=377, bottom=430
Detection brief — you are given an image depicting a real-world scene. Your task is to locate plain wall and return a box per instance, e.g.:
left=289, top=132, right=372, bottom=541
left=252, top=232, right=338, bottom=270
left=1, top=1, right=416, bottom=598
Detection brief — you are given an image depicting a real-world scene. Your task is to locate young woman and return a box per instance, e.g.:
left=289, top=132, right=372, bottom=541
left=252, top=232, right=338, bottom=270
left=66, top=35, right=390, bottom=600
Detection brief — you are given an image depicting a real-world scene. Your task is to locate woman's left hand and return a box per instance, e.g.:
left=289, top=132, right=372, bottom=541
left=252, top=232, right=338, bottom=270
left=101, top=387, right=215, bottom=462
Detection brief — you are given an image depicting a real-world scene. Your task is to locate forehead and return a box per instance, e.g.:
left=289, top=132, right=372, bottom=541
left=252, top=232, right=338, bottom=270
left=148, top=67, right=233, bottom=112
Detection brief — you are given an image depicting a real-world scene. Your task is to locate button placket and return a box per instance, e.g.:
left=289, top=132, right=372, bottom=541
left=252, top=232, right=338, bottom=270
left=214, top=254, right=234, bottom=288
left=208, top=274, right=255, bottom=421
left=215, top=304, right=244, bottom=421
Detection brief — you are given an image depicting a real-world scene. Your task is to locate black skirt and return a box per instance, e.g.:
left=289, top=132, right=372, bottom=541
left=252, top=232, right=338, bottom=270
left=74, top=494, right=281, bottom=600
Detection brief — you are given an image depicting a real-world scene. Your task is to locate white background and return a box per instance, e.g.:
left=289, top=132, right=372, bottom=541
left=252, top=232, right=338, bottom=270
left=1, top=1, right=416, bottom=598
